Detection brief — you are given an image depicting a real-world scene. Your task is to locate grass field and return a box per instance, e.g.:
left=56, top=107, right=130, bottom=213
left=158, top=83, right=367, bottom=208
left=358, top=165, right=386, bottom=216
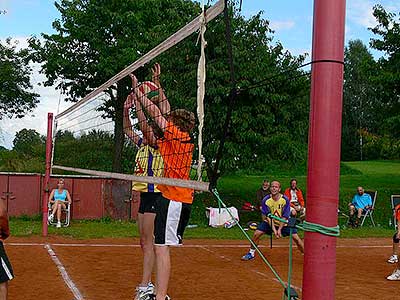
left=9, top=160, right=400, bottom=240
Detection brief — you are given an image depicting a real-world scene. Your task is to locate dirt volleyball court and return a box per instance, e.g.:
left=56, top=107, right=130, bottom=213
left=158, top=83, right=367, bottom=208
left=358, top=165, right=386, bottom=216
left=5, top=236, right=398, bottom=299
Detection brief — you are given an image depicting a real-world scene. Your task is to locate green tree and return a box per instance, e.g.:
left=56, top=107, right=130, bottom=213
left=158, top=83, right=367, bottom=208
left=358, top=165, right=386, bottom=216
left=156, top=10, right=310, bottom=176
left=13, top=128, right=44, bottom=155
left=342, top=39, right=377, bottom=161
left=0, top=38, right=39, bottom=119
left=29, top=0, right=200, bottom=172
left=30, top=1, right=310, bottom=176
left=370, top=5, right=400, bottom=130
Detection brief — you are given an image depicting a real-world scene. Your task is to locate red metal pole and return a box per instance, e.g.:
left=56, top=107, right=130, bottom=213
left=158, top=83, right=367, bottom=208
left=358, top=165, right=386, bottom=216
left=42, top=113, right=53, bottom=237
left=302, top=1, right=346, bottom=299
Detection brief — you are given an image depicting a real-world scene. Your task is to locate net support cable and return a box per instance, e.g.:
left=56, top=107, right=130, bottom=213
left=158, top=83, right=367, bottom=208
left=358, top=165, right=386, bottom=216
left=54, top=0, right=225, bottom=121
left=211, top=189, right=286, bottom=288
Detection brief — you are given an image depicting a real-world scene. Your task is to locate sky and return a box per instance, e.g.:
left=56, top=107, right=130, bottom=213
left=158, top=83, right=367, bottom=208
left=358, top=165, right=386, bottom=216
left=0, top=0, right=399, bottom=149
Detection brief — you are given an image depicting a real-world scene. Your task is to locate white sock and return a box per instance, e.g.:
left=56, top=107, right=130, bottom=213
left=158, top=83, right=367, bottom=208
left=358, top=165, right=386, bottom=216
left=249, top=249, right=256, bottom=256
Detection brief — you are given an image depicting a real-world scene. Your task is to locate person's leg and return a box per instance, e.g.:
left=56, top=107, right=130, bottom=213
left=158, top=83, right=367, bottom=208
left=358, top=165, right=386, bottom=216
left=292, top=234, right=304, bottom=253
left=56, top=203, right=66, bottom=223
left=388, top=233, right=400, bottom=263
left=393, top=234, right=399, bottom=256
left=140, top=212, right=156, bottom=286
left=0, top=242, right=13, bottom=299
left=0, top=281, right=7, bottom=300
left=153, top=197, right=191, bottom=299
left=51, top=202, right=58, bottom=215
left=155, top=245, right=170, bottom=300
left=251, top=230, right=265, bottom=249
left=357, top=208, right=363, bottom=219
left=349, top=205, right=355, bottom=217
left=348, top=205, right=356, bottom=226
left=242, top=221, right=271, bottom=260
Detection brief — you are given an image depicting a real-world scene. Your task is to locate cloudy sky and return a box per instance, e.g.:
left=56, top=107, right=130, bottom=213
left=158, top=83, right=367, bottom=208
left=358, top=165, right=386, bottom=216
left=0, top=0, right=399, bottom=149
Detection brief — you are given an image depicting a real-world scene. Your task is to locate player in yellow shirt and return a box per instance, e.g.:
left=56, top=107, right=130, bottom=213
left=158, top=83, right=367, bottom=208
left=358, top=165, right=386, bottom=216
left=241, top=181, right=304, bottom=261
left=124, top=64, right=167, bottom=300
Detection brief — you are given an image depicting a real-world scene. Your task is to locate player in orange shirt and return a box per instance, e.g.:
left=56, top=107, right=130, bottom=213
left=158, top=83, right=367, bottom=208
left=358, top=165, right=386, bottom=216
left=132, top=73, right=195, bottom=300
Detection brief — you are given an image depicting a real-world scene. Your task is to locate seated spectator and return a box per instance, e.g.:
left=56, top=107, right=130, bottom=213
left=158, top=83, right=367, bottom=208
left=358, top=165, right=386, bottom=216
left=48, top=179, right=72, bottom=228
left=256, top=180, right=270, bottom=207
left=348, top=186, right=372, bottom=228
left=284, top=179, right=305, bottom=218
left=387, top=203, right=400, bottom=264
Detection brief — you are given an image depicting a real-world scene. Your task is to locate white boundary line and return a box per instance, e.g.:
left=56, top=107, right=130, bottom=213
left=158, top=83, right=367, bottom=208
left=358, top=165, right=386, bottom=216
left=6, top=242, right=392, bottom=249
left=44, top=244, right=84, bottom=300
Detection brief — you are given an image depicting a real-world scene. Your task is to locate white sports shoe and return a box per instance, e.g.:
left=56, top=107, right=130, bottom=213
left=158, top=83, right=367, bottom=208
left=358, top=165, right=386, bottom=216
left=388, top=255, right=398, bottom=264
left=48, top=213, right=54, bottom=222
left=56, top=222, right=61, bottom=228
left=134, top=282, right=155, bottom=300
left=387, top=269, right=400, bottom=280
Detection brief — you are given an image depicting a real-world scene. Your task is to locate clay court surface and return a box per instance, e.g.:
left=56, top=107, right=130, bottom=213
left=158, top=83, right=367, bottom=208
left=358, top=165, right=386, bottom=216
left=5, top=236, right=399, bottom=299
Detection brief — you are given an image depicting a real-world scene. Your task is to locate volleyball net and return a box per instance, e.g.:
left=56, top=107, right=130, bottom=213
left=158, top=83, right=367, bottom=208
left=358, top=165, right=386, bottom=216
left=51, top=0, right=226, bottom=193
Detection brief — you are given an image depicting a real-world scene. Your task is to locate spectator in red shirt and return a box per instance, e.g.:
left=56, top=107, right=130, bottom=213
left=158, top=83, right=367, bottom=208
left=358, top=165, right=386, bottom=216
left=284, top=178, right=305, bottom=218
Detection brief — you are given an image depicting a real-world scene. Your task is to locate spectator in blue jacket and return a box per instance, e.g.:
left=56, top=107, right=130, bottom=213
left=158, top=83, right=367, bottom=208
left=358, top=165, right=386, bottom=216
left=348, top=186, right=372, bottom=227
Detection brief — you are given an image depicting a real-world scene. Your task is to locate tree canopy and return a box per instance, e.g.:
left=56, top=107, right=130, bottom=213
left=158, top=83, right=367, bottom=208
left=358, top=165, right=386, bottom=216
left=13, top=128, right=44, bottom=155
left=0, top=38, right=39, bottom=120
left=29, top=0, right=202, bottom=172
left=29, top=0, right=311, bottom=176
left=342, top=39, right=377, bottom=161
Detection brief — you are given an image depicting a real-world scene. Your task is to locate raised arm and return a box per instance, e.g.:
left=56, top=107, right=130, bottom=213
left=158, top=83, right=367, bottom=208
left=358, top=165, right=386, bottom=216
left=48, top=189, right=55, bottom=204
left=66, top=190, right=72, bottom=205
left=133, top=93, right=157, bottom=146
left=123, top=94, right=141, bottom=145
left=152, top=63, right=170, bottom=116
left=132, top=74, right=168, bottom=131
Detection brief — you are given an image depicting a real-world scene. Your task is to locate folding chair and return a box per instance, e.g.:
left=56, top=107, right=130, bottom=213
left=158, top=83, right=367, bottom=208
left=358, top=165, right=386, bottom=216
left=360, top=190, right=377, bottom=227
left=48, top=201, right=71, bottom=227
left=391, top=195, right=400, bottom=228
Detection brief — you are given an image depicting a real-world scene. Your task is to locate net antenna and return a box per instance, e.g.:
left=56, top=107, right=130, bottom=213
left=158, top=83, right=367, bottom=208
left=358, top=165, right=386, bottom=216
left=51, top=0, right=226, bottom=192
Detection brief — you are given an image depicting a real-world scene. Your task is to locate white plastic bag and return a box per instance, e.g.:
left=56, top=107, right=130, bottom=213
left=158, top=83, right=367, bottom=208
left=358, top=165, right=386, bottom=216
left=206, top=207, right=239, bottom=227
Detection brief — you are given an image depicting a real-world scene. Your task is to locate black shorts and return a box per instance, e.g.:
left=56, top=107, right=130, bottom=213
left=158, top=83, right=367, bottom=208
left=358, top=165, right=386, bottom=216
left=257, top=220, right=297, bottom=236
left=154, top=196, right=192, bottom=246
left=0, top=242, right=13, bottom=283
left=138, top=192, right=161, bottom=214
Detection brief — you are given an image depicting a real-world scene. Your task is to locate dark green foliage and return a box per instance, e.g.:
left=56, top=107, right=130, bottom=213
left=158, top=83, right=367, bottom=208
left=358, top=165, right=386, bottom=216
left=29, top=1, right=311, bottom=176
left=0, top=38, right=39, bottom=119
left=370, top=5, right=400, bottom=120
left=29, top=0, right=202, bottom=172
left=13, top=128, right=45, bottom=156
left=54, top=129, right=137, bottom=174
left=342, top=40, right=377, bottom=161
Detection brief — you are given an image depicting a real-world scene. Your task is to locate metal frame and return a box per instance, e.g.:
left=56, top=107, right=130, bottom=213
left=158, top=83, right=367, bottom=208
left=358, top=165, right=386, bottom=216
left=48, top=202, right=71, bottom=227
left=360, top=190, right=377, bottom=227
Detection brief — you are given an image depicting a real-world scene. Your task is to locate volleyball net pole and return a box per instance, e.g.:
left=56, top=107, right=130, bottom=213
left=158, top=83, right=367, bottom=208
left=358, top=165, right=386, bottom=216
left=302, top=0, right=346, bottom=299
left=42, top=112, right=53, bottom=237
